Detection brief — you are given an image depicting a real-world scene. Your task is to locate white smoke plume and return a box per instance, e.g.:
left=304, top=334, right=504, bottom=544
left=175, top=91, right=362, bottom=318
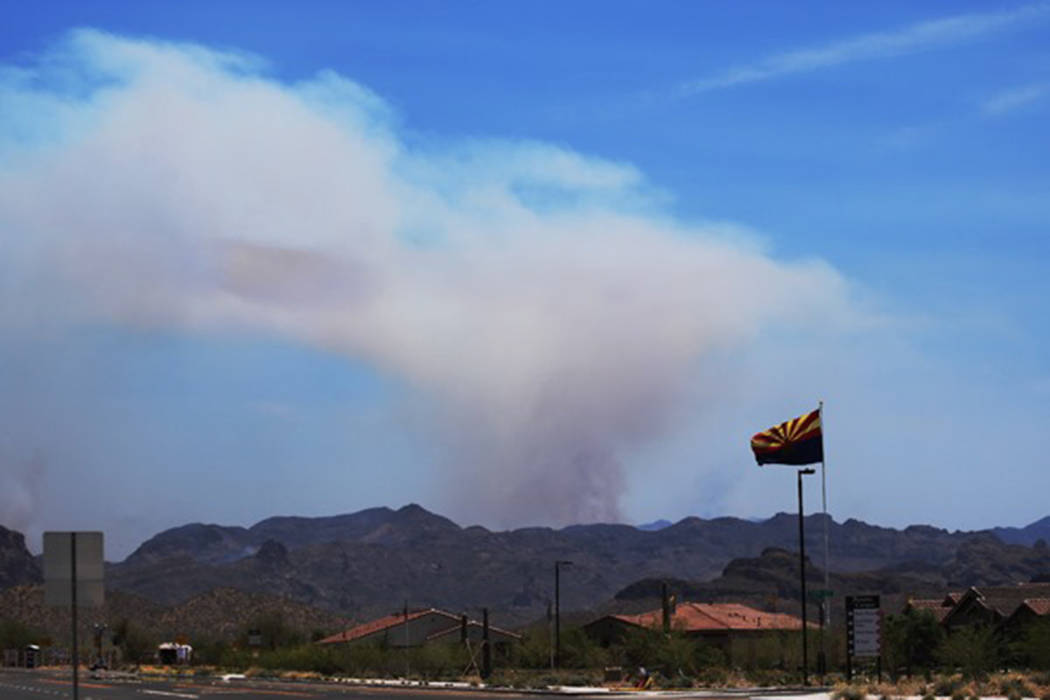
left=0, top=450, right=45, bottom=536
left=0, top=30, right=857, bottom=527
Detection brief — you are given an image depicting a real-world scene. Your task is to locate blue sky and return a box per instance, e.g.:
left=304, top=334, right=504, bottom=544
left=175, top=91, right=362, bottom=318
left=1, top=2, right=1048, bottom=559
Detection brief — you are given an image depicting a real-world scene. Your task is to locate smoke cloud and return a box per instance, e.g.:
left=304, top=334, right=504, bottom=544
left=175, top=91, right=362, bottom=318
left=0, top=450, right=44, bottom=535
left=0, top=30, right=857, bottom=527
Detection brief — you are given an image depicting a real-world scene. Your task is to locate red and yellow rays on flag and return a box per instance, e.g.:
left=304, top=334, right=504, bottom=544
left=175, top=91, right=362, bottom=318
left=750, top=408, right=823, bottom=466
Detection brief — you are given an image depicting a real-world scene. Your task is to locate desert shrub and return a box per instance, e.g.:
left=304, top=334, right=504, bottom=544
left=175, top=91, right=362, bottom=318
left=243, top=612, right=303, bottom=651
left=410, top=642, right=470, bottom=680
left=832, top=685, right=865, bottom=700
left=695, top=665, right=728, bottom=686
left=999, top=675, right=1035, bottom=699
left=110, top=618, right=155, bottom=664
left=883, top=609, right=944, bottom=678
left=934, top=675, right=963, bottom=695
left=936, top=626, right=999, bottom=679
left=558, top=627, right=608, bottom=670
left=747, top=668, right=800, bottom=687
left=0, top=618, right=38, bottom=648
left=660, top=671, right=694, bottom=689
left=508, top=627, right=552, bottom=669
left=1015, top=621, right=1050, bottom=670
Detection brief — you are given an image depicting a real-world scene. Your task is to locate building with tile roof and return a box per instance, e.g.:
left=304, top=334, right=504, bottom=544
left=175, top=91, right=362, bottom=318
left=903, top=593, right=960, bottom=623
left=583, top=601, right=811, bottom=665
left=1001, top=597, right=1050, bottom=636
left=316, top=608, right=520, bottom=650
left=941, top=583, right=1050, bottom=631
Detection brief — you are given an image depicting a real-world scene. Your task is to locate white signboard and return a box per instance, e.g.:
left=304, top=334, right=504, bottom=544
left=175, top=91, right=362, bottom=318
left=847, top=595, right=881, bottom=658
left=43, top=532, right=104, bottom=608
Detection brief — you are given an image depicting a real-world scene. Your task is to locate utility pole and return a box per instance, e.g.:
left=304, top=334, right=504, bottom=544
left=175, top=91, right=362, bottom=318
left=71, top=533, right=78, bottom=700
left=547, top=600, right=554, bottom=670
left=481, top=608, right=492, bottom=679
left=554, top=560, right=572, bottom=669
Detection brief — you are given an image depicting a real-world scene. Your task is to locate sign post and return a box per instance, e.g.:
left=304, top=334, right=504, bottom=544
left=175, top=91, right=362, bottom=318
left=43, top=532, right=104, bottom=700
left=846, top=594, right=881, bottom=682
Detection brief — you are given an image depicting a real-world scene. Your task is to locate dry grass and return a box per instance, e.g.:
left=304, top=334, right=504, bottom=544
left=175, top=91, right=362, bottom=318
left=841, top=672, right=1050, bottom=700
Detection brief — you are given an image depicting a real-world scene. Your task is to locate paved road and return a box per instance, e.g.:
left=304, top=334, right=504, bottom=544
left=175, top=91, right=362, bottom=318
left=0, top=671, right=538, bottom=700
left=0, top=670, right=765, bottom=700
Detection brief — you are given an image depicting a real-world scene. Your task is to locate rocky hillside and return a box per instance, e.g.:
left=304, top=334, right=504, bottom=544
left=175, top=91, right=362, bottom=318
left=609, top=536, right=1050, bottom=618
left=0, top=584, right=349, bottom=646
left=0, top=525, right=41, bottom=589
left=104, top=506, right=1050, bottom=626
left=992, top=515, right=1050, bottom=547
left=3, top=506, right=1049, bottom=629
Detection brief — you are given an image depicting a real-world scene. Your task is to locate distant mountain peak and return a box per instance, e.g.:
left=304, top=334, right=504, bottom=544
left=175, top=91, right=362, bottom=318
left=637, top=519, right=672, bottom=531
left=0, top=525, right=42, bottom=589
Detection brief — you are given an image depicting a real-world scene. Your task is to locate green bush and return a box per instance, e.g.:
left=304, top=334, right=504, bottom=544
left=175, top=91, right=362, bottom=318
left=1015, top=621, right=1050, bottom=670
left=936, top=626, right=999, bottom=679
left=0, top=618, right=41, bottom=648
left=110, top=618, right=156, bottom=664
left=883, top=609, right=944, bottom=678
left=558, top=628, right=608, bottom=670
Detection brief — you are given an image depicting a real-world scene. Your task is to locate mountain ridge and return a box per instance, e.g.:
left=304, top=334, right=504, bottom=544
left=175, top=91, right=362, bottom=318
left=5, top=507, right=1048, bottom=628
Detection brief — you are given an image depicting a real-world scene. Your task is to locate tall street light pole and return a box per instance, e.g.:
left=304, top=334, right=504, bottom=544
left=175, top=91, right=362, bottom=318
left=554, top=560, right=572, bottom=669
left=798, top=468, right=815, bottom=686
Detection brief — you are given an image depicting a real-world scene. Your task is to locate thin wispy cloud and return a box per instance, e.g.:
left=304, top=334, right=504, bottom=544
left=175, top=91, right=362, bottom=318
left=982, top=82, right=1050, bottom=116
left=678, top=2, right=1050, bottom=95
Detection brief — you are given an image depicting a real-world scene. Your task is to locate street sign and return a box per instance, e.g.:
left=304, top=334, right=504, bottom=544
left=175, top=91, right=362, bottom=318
left=846, top=595, right=881, bottom=658
left=809, top=588, right=835, bottom=600
left=43, top=532, right=104, bottom=608
left=43, top=531, right=105, bottom=700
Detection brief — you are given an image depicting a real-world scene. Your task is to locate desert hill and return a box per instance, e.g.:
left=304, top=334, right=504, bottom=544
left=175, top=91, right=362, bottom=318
left=3, top=506, right=1049, bottom=629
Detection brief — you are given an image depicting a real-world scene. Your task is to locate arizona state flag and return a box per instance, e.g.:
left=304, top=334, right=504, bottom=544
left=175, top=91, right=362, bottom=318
left=751, top=409, right=823, bottom=466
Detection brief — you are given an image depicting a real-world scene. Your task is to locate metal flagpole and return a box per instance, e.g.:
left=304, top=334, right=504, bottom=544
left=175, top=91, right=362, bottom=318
left=819, top=400, right=830, bottom=677
left=820, top=401, right=829, bottom=621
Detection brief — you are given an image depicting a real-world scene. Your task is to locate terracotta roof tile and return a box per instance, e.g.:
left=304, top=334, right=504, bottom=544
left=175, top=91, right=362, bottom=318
left=907, top=599, right=952, bottom=621
left=426, top=620, right=521, bottom=642
left=972, top=583, right=1050, bottom=617
left=1021, top=598, right=1050, bottom=616
left=317, top=608, right=455, bottom=645
left=613, top=602, right=810, bottom=633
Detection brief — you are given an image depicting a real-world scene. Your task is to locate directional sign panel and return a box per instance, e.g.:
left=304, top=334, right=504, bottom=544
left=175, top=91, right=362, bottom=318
left=43, top=531, right=104, bottom=608
left=846, top=595, right=881, bottom=658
